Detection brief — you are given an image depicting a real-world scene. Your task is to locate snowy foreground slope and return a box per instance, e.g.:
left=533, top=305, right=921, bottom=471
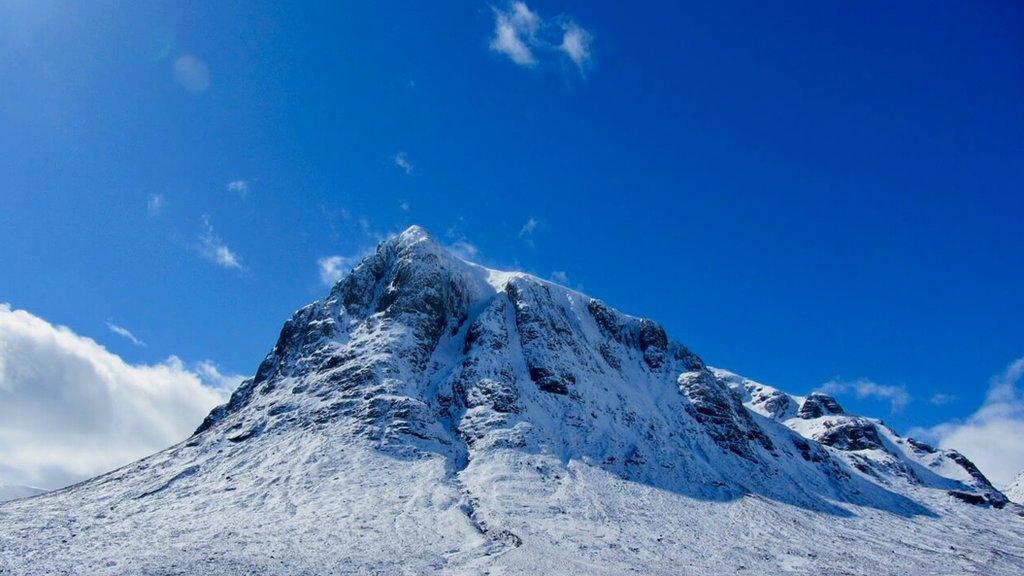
left=2, top=226, right=1022, bottom=575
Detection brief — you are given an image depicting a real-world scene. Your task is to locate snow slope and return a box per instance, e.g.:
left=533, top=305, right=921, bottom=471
left=1, top=226, right=1022, bottom=575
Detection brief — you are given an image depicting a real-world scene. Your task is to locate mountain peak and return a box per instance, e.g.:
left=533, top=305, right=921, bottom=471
left=4, top=230, right=1022, bottom=574
left=395, top=224, right=434, bottom=246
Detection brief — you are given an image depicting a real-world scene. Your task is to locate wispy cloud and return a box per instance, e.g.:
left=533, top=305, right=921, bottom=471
left=147, top=194, right=165, bottom=217
left=909, top=357, right=1024, bottom=487
left=172, top=55, right=210, bottom=93
left=490, top=2, right=539, bottom=66
left=930, top=393, right=957, bottom=406
left=317, top=255, right=360, bottom=286
left=519, top=217, right=538, bottom=237
left=489, top=2, right=592, bottom=74
left=818, top=377, right=911, bottom=413
left=519, top=217, right=539, bottom=246
left=0, top=304, right=229, bottom=489
left=444, top=220, right=481, bottom=261
left=399, top=201, right=410, bottom=211
left=394, top=151, right=413, bottom=174
left=106, top=322, right=145, bottom=347
left=448, top=241, right=480, bottom=261
left=550, top=270, right=569, bottom=285
left=559, top=22, right=592, bottom=70
left=226, top=180, right=249, bottom=195
left=198, top=215, right=243, bottom=270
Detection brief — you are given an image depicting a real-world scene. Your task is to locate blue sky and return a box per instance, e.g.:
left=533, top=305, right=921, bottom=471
left=1, top=2, right=1023, bottom=487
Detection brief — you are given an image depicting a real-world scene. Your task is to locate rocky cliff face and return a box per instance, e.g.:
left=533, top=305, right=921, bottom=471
left=1, top=226, right=1021, bottom=576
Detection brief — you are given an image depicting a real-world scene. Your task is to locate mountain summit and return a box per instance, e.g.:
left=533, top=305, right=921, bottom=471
left=2, top=226, right=1022, bottom=575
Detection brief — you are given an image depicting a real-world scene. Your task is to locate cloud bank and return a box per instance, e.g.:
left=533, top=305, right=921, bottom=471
left=910, top=357, right=1024, bottom=488
left=0, top=305, right=234, bottom=490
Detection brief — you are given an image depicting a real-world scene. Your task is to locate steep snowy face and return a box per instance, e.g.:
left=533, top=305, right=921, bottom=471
left=194, top=225, right=496, bottom=452
left=175, top=228, right=751, bottom=508
left=184, top=225, right=1005, bottom=511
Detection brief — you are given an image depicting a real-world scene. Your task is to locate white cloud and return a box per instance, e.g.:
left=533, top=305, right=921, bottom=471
left=550, top=270, right=569, bottom=285
left=172, top=55, right=210, bottom=93
left=226, top=180, right=249, bottom=195
left=559, top=23, right=592, bottom=69
left=910, top=357, right=1024, bottom=488
left=318, top=255, right=359, bottom=286
left=198, top=215, right=243, bottom=270
left=106, top=322, right=145, bottom=347
left=147, top=194, right=165, bottom=217
left=399, top=201, right=410, bottom=211
left=394, top=151, right=413, bottom=174
left=489, top=3, right=592, bottom=74
left=0, top=305, right=230, bottom=489
left=818, top=377, right=911, bottom=413
left=490, top=2, right=539, bottom=66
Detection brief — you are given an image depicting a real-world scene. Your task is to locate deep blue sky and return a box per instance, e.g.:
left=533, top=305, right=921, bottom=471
left=2, top=1, right=1022, bottom=435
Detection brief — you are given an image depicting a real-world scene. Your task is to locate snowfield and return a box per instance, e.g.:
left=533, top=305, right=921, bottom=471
left=1, top=226, right=1022, bottom=575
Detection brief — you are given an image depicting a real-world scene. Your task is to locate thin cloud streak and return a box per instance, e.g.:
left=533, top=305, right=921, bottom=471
left=198, top=215, right=243, bottom=270
left=106, top=322, right=145, bottom=347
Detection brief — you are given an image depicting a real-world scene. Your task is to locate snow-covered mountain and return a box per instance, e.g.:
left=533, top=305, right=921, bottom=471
left=1007, top=471, right=1024, bottom=504
left=1, top=226, right=1021, bottom=575
left=0, top=482, right=45, bottom=503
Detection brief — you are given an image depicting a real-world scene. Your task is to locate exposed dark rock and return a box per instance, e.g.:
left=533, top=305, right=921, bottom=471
left=529, top=367, right=573, bottom=395
left=906, top=438, right=938, bottom=454
left=797, top=393, right=845, bottom=419
left=587, top=299, right=623, bottom=341
left=678, top=370, right=774, bottom=459
left=638, top=320, right=668, bottom=370
left=812, top=418, right=881, bottom=451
